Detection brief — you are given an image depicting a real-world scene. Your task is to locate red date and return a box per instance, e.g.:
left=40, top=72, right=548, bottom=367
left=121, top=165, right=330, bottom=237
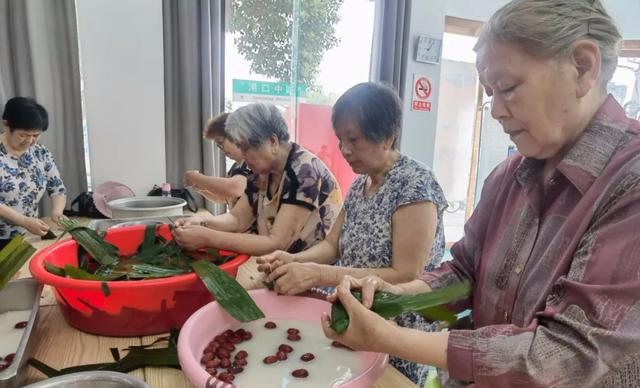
left=276, top=350, right=288, bottom=361
left=228, top=366, right=244, bottom=374
left=217, top=372, right=235, bottom=382
left=300, top=352, right=315, bottom=362
left=263, top=355, right=278, bottom=364
left=291, top=368, right=309, bottom=378
left=331, top=340, right=354, bottom=350
left=286, top=328, right=300, bottom=335
left=264, top=321, right=277, bottom=329
left=242, top=331, right=253, bottom=341
left=235, top=350, right=248, bottom=359
left=14, top=321, right=28, bottom=329
left=278, top=344, right=293, bottom=353
left=4, top=354, right=14, bottom=364
left=287, top=333, right=301, bottom=341
left=220, top=358, right=231, bottom=368
left=205, top=367, right=217, bottom=376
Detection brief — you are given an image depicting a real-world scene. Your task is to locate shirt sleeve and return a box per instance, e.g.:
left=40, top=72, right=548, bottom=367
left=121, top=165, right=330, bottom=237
left=444, top=170, right=640, bottom=386
left=43, top=148, right=66, bottom=197
left=396, top=166, right=447, bottom=213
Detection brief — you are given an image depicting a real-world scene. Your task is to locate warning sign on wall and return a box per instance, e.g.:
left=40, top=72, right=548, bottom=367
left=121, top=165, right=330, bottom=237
left=412, top=74, right=432, bottom=112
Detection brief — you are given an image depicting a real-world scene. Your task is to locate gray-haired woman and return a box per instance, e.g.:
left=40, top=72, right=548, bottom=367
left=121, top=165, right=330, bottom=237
left=174, top=103, right=342, bottom=256
left=321, top=1, right=640, bottom=387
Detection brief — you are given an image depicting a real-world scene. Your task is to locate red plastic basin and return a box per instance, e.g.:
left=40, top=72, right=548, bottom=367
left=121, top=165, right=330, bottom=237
left=29, top=224, right=250, bottom=336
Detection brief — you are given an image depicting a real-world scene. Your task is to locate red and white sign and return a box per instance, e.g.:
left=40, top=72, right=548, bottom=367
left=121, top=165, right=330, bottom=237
left=412, top=75, right=432, bottom=112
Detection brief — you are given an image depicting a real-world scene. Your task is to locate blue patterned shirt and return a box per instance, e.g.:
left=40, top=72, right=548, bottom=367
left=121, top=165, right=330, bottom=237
left=336, top=153, right=447, bottom=385
left=0, top=142, right=66, bottom=238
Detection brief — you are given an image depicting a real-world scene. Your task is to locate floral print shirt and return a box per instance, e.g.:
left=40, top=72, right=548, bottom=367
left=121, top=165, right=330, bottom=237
left=336, top=154, right=447, bottom=385
left=0, top=142, right=66, bottom=239
left=245, top=143, right=342, bottom=253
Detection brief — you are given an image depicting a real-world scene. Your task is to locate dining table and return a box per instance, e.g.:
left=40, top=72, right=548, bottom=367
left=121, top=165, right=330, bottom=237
left=14, top=217, right=417, bottom=387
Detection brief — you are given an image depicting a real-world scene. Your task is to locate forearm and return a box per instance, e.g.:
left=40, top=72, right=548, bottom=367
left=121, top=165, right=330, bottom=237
left=196, top=175, right=244, bottom=199
left=51, top=195, right=66, bottom=215
left=201, top=212, right=244, bottom=233
left=318, top=266, right=433, bottom=288
left=206, top=231, right=289, bottom=256
left=0, top=204, right=27, bottom=226
left=381, top=325, right=449, bottom=370
left=292, top=240, right=339, bottom=264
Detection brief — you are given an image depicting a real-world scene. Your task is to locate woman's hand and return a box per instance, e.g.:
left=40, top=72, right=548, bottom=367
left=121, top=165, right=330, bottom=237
left=22, top=216, right=50, bottom=236
left=326, top=275, right=403, bottom=308
left=321, top=275, right=398, bottom=353
left=50, top=211, right=66, bottom=227
left=183, top=170, right=202, bottom=188
left=173, top=225, right=212, bottom=250
left=174, top=215, right=205, bottom=227
left=267, top=262, right=321, bottom=295
left=256, top=250, right=296, bottom=273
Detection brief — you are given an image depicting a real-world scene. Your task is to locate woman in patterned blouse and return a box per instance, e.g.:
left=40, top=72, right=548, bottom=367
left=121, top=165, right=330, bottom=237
left=256, top=82, right=448, bottom=385
left=0, top=97, right=66, bottom=249
left=321, top=1, right=640, bottom=387
left=174, top=102, right=342, bottom=256
left=183, top=112, right=251, bottom=208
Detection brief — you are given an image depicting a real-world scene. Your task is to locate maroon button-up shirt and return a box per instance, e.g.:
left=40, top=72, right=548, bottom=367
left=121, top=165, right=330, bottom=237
left=422, top=96, right=640, bottom=387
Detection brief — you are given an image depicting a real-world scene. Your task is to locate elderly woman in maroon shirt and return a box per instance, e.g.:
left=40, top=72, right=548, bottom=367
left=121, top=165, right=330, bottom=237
left=321, top=0, right=640, bottom=386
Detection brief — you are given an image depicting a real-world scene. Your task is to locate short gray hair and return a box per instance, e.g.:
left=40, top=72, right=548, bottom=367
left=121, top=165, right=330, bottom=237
left=225, top=103, right=290, bottom=148
left=475, top=0, right=622, bottom=89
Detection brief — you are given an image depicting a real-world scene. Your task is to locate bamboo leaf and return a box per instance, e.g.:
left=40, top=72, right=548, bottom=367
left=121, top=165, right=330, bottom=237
left=44, top=262, right=66, bottom=277
left=63, top=265, right=120, bottom=281
left=192, top=260, right=265, bottom=322
left=330, top=281, right=471, bottom=334
left=0, top=236, right=36, bottom=291
left=101, top=281, right=111, bottom=297
left=60, top=219, right=119, bottom=266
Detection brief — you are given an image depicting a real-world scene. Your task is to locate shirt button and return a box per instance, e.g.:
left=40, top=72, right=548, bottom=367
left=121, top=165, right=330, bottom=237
left=514, top=266, right=522, bottom=274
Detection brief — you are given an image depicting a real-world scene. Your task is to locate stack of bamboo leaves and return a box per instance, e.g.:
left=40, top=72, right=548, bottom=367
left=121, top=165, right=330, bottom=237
left=0, top=235, right=36, bottom=291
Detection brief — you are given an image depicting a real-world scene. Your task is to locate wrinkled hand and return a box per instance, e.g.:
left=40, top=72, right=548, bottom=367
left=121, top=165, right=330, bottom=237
left=174, top=215, right=205, bottom=227
left=326, top=275, right=402, bottom=309
left=321, top=275, right=398, bottom=352
left=267, top=262, right=321, bottom=295
left=256, top=250, right=296, bottom=274
left=183, top=170, right=202, bottom=188
left=173, top=225, right=212, bottom=250
left=50, top=212, right=66, bottom=227
left=22, top=216, right=50, bottom=236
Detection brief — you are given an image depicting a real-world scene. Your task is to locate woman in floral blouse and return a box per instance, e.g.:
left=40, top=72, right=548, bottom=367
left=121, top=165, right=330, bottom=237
left=256, top=82, right=448, bottom=385
left=322, top=1, right=640, bottom=387
left=0, top=97, right=66, bottom=249
left=174, top=102, right=342, bottom=256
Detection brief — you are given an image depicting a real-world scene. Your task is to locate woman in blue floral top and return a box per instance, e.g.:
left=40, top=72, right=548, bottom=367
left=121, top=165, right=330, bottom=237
left=0, top=97, right=67, bottom=249
left=174, top=103, right=342, bottom=256
left=257, top=83, right=447, bottom=386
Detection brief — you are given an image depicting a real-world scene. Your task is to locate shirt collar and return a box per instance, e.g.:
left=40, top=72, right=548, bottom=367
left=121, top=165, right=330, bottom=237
left=515, top=95, right=633, bottom=194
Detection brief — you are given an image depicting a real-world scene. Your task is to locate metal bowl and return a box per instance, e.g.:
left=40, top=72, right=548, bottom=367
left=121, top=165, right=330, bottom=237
left=23, top=371, right=150, bottom=388
left=107, top=196, right=186, bottom=219
left=0, top=279, right=43, bottom=388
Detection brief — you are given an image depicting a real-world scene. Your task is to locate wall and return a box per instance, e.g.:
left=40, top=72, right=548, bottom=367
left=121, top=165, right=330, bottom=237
left=76, top=0, right=166, bottom=196
left=445, top=0, right=640, bottom=39
left=399, top=0, right=446, bottom=168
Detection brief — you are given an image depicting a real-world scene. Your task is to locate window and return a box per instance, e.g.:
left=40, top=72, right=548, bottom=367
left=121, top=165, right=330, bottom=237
left=224, top=0, right=375, bottom=195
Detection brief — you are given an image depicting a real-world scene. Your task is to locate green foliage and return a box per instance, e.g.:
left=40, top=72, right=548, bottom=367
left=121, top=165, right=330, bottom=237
left=230, top=0, right=343, bottom=86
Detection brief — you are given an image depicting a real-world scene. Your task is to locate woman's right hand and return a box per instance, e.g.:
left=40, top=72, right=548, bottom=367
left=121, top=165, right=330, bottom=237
left=174, top=215, right=205, bottom=227
left=256, top=250, right=296, bottom=273
left=22, top=216, right=50, bottom=236
left=183, top=170, right=202, bottom=188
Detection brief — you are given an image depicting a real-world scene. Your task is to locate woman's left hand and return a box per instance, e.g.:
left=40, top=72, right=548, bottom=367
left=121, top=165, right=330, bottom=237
left=173, top=225, right=212, bottom=250
left=268, top=262, right=321, bottom=295
left=321, top=276, right=397, bottom=353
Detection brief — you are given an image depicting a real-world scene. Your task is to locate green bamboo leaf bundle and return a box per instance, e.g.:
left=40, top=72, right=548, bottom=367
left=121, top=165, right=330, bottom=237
left=330, top=281, right=472, bottom=334
left=0, top=235, right=36, bottom=291
left=59, top=219, right=119, bottom=266
left=191, top=260, right=265, bottom=322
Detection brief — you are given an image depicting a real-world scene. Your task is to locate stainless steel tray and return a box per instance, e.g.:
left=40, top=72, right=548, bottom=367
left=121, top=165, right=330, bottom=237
left=0, top=278, right=43, bottom=388
left=87, top=215, right=191, bottom=233
left=23, top=371, right=150, bottom=388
